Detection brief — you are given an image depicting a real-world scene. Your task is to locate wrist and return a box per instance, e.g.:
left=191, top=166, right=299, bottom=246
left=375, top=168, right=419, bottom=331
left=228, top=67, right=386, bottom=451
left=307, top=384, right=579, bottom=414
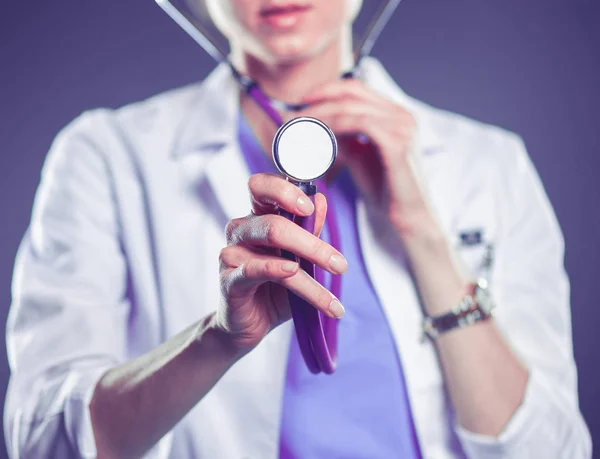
left=423, top=278, right=472, bottom=317
left=195, top=313, right=250, bottom=366
left=422, top=279, right=496, bottom=341
left=391, top=211, right=474, bottom=317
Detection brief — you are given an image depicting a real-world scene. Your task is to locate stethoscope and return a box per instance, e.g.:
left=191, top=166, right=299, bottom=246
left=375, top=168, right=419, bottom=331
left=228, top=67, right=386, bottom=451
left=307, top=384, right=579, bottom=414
left=273, top=117, right=339, bottom=374
left=156, top=0, right=401, bottom=374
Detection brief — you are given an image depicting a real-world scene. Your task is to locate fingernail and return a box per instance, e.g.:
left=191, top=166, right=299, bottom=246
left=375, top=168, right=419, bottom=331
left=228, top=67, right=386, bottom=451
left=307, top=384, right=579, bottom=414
left=329, top=299, right=345, bottom=318
left=296, top=196, right=315, bottom=214
left=328, top=254, right=348, bottom=274
left=281, top=262, right=298, bottom=273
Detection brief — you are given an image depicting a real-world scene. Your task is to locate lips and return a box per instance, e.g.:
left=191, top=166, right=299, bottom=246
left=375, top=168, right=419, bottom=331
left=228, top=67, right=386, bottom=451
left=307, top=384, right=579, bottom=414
left=260, top=3, right=312, bottom=17
left=259, top=3, right=312, bottom=29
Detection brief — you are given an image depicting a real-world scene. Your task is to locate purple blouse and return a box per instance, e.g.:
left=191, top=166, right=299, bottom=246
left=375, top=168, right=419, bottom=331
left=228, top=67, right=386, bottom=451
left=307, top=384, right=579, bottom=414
left=238, top=113, right=422, bottom=459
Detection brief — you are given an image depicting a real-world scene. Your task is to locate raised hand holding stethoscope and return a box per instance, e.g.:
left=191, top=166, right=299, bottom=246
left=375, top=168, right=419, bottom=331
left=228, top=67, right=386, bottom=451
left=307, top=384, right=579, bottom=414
left=217, top=123, right=347, bottom=360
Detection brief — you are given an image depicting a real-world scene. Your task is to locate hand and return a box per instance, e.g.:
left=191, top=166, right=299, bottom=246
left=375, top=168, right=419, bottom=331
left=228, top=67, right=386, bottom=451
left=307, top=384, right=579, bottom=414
left=295, top=79, right=436, bottom=234
left=217, top=173, right=348, bottom=353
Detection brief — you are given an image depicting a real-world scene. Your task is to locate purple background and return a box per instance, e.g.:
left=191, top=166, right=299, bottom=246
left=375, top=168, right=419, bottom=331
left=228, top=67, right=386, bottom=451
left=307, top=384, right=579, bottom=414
left=1, top=0, right=598, bottom=456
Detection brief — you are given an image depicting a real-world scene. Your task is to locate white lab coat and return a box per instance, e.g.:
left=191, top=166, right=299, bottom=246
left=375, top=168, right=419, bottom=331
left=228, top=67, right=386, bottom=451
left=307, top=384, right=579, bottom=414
left=4, top=58, right=591, bottom=458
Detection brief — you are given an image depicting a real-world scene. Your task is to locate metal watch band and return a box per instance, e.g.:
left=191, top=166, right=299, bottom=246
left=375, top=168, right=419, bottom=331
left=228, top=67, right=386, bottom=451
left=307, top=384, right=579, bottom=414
left=421, top=279, right=494, bottom=341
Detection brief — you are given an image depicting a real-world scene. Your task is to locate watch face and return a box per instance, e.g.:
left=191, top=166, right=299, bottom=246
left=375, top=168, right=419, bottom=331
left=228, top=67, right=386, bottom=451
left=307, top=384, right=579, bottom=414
left=475, top=279, right=495, bottom=314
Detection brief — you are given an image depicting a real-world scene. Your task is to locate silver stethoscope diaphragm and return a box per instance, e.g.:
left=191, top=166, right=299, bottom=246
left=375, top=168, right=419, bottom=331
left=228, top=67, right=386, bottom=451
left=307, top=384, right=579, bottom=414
left=272, top=117, right=338, bottom=183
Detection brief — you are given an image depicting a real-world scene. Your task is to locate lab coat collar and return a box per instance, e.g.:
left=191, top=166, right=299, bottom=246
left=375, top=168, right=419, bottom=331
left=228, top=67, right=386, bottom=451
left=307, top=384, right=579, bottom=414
left=170, top=64, right=253, bottom=221
left=171, top=63, right=240, bottom=157
left=171, top=57, right=445, bottom=159
left=169, top=58, right=448, bottom=223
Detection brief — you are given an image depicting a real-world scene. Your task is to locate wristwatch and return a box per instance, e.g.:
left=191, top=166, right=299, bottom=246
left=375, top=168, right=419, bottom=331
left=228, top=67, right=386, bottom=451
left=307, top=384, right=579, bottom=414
left=421, top=278, right=495, bottom=341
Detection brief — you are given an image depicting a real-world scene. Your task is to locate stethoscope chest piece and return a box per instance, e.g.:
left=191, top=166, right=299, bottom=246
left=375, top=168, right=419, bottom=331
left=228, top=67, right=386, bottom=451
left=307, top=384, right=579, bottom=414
left=273, top=117, right=337, bottom=183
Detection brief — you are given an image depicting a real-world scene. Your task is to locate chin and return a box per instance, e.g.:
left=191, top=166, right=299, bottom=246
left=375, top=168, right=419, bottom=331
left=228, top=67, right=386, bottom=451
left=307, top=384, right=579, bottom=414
left=259, top=35, right=332, bottom=66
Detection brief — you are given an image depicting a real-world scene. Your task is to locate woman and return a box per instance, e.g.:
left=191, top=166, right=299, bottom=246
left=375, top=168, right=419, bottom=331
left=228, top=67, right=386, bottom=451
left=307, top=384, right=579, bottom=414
left=4, top=1, right=591, bottom=458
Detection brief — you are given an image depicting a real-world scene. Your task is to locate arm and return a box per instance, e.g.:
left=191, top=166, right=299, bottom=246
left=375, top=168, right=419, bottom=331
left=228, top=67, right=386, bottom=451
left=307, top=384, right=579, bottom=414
left=399, top=135, right=591, bottom=458
left=90, top=314, right=239, bottom=458
left=3, top=112, right=176, bottom=459
left=3, top=113, right=236, bottom=459
left=92, top=173, right=346, bottom=458
left=4, top=111, right=346, bottom=458
left=296, top=79, right=591, bottom=458
left=401, top=215, right=529, bottom=438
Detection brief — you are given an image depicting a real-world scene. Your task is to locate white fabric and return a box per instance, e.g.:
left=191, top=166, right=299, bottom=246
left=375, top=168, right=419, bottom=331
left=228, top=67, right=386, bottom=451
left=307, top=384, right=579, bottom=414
left=4, top=58, right=591, bottom=458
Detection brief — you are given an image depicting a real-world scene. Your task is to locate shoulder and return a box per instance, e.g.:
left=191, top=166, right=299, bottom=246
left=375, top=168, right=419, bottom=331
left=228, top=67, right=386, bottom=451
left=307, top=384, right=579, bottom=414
left=41, top=70, right=232, bottom=192
left=418, top=98, right=526, bottom=169
left=364, top=58, right=526, bottom=171
left=55, top=80, right=206, bottom=157
left=53, top=63, right=236, bottom=171
left=412, top=98, right=535, bottom=213
left=412, top=95, right=559, bottom=242
left=426, top=103, right=540, bottom=206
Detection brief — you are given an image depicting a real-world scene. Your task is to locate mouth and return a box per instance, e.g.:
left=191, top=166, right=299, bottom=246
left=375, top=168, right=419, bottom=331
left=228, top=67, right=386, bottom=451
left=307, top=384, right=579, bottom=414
left=259, top=3, right=313, bottom=29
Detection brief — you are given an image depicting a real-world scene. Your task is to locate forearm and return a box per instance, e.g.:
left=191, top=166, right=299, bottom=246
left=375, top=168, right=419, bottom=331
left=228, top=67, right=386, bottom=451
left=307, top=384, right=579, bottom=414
left=90, top=311, right=241, bottom=458
left=399, top=215, right=528, bottom=437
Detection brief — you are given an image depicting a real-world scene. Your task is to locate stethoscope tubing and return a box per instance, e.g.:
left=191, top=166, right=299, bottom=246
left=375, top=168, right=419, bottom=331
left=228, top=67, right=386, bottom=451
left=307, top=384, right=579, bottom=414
left=246, top=86, right=341, bottom=373
left=279, top=184, right=339, bottom=375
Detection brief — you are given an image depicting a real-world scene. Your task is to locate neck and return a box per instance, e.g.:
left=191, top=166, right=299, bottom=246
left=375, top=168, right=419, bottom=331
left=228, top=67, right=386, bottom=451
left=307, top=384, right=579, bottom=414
left=236, top=27, right=353, bottom=159
left=234, top=27, right=353, bottom=104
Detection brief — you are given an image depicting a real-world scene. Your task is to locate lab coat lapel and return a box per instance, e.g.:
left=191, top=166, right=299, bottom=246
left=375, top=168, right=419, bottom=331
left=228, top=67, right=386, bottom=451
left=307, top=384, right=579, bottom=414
left=172, top=63, right=292, bottom=457
left=356, top=59, right=463, bottom=448
left=173, top=64, right=252, bottom=222
left=204, top=142, right=253, bottom=221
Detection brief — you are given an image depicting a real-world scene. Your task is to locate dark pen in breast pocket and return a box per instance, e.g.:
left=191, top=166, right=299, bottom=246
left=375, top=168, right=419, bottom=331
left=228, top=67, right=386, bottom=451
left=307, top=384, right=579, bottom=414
left=458, top=229, right=495, bottom=277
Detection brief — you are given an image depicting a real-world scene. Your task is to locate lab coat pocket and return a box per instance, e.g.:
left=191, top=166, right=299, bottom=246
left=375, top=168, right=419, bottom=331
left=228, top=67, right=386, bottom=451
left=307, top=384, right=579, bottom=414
left=454, top=228, right=496, bottom=282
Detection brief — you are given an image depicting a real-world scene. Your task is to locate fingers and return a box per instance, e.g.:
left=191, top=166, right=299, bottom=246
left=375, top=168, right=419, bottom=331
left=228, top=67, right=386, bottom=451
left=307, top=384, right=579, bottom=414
left=302, top=79, right=386, bottom=107
left=313, top=193, right=327, bottom=237
left=299, top=99, right=414, bottom=136
left=225, top=213, right=347, bottom=275
left=280, top=267, right=344, bottom=319
left=220, top=244, right=276, bottom=271
left=248, top=173, right=315, bottom=216
left=245, top=175, right=327, bottom=238
left=297, top=101, right=390, bottom=138
left=222, top=257, right=300, bottom=299
left=295, top=101, right=417, bottom=167
left=296, top=79, right=417, bottom=143
left=220, top=246, right=344, bottom=319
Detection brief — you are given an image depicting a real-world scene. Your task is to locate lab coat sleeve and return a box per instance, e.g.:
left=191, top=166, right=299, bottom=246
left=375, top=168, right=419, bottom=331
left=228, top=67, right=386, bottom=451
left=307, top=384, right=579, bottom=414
left=3, top=111, right=172, bottom=459
left=454, top=134, right=592, bottom=458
